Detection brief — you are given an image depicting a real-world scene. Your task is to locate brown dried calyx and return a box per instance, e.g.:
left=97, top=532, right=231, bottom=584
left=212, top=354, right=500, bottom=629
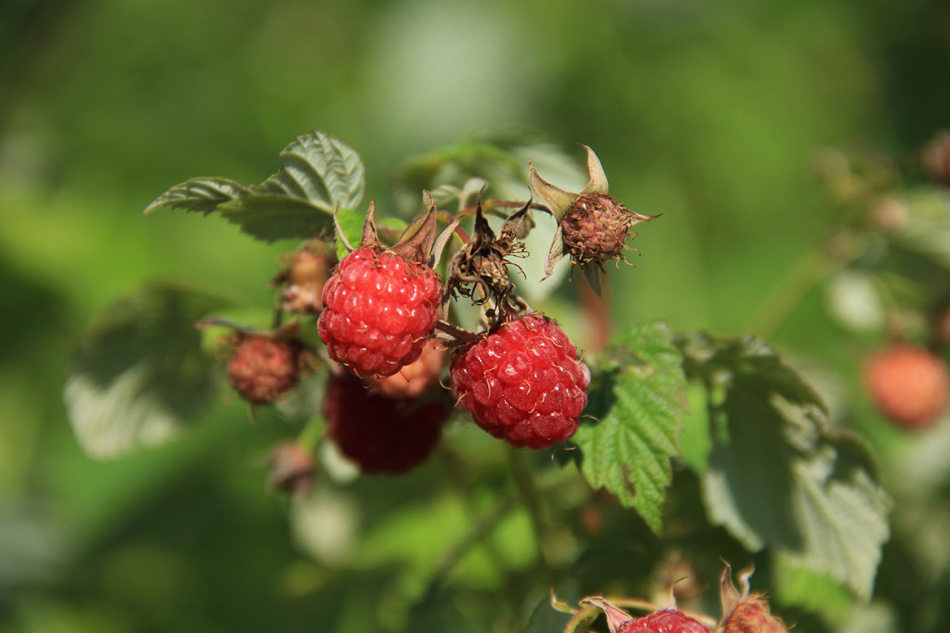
left=444, top=198, right=532, bottom=320
left=531, top=145, right=658, bottom=294
left=344, top=194, right=439, bottom=266
left=717, top=563, right=787, bottom=633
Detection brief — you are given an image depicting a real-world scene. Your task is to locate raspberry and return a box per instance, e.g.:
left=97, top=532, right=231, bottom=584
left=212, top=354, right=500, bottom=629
left=450, top=313, right=589, bottom=449
left=317, top=247, right=443, bottom=377
left=865, top=344, right=948, bottom=429
left=618, top=610, right=711, bottom=633
left=365, top=338, right=446, bottom=399
left=722, top=596, right=786, bottom=633
left=585, top=599, right=710, bottom=633
left=324, top=373, right=448, bottom=474
left=561, top=192, right=636, bottom=268
left=227, top=335, right=300, bottom=404
left=278, top=246, right=334, bottom=315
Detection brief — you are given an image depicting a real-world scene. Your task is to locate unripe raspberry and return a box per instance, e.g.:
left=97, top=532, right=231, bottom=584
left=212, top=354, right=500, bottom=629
left=318, top=247, right=443, bottom=377
left=227, top=335, right=300, bottom=404
left=561, top=193, right=635, bottom=267
left=722, top=596, right=786, bottom=633
left=324, top=373, right=448, bottom=474
left=365, top=338, right=446, bottom=399
left=450, top=314, right=590, bottom=449
left=865, top=344, right=949, bottom=429
left=279, top=247, right=334, bottom=315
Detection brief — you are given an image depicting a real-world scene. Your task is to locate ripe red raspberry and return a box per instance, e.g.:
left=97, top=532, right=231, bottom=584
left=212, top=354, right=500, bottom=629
left=324, top=373, right=449, bottom=474
left=618, top=609, right=711, bottom=633
left=865, top=344, right=949, bottom=429
left=450, top=313, right=590, bottom=449
left=365, top=338, right=446, bottom=399
left=586, top=599, right=710, bottom=633
left=227, top=335, right=300, bottom=404
left=318, top=247, right=443, bottom=377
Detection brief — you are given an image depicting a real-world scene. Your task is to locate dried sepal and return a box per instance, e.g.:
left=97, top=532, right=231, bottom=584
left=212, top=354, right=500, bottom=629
left=717, top=562, right=787, bottom=633
left=391, top=191, right=438, bottom=265
left=581, top=144, right=609, bottom=195
left=530, top=163, right=580, bottom=221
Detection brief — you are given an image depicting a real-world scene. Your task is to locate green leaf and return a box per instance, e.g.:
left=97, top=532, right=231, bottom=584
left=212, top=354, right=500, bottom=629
left=142, top=177, right=249, bottom=215
left=144, top=130, right=365, bottom=242
left=895, top=187, right=950, bottom=269
left=571, top=322, right=688, bottom=532
left=63, top=282, right=225, bottom=459
left=678, top=332, right=890, bottom=599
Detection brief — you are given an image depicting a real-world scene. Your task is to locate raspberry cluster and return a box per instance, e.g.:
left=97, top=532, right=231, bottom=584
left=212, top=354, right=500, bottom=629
left=318, top=247, right=442, bottom=378
left=450, top=313, right=590, bottom=449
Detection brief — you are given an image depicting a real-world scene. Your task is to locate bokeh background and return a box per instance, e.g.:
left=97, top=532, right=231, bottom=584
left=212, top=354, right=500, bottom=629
left=1, top=0, right=949, bottom=631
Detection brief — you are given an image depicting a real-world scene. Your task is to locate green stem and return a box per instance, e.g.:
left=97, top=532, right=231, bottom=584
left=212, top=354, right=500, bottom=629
left=296, top=415, right=326, bottom=452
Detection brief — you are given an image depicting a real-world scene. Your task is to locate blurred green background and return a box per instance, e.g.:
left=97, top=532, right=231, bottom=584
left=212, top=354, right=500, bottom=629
left=1, top=0, right=949, bottom=631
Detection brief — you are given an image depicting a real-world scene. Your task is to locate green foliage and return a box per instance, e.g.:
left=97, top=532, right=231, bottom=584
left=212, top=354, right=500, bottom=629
left=144, top=131, right=365, bottom=242
left=63, top=282, right=224, bottom=459
left=678, top=332, right=891, bottom=599
left=571, top=322, right=688, bottom=532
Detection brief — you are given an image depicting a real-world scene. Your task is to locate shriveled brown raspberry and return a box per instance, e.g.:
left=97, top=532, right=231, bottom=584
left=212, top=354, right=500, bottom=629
left=561, top=192, right=635, bottom=267
left=227, top=336, right=301, bottom=404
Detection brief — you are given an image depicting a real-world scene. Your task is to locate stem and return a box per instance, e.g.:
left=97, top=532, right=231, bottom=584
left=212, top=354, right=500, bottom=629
left=434, top=319, right=478, bottom=344
left=296, top=415, right=326, bottom=452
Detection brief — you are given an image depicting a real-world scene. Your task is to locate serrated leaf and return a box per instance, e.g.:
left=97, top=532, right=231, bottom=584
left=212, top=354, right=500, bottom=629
left=255, top=131, right=365, bottom=213
left=571, top=322, right=688, bottom=532
left=143, top=177, right=249, bottom=214
left=144, top=131, right=365, bottom=242
left=63, top=282, right=224, bottom=459
left=680, top=332, right=890, bottom=599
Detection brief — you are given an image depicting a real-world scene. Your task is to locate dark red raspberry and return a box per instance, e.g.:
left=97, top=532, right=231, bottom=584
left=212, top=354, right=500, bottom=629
left=227, top=335, right=300, bottom=404
left=619, top=609, right=711, bottom=633
left=450, top=313, right=589, bottom=449
left=324, top=373, right=448, bottom=474
left=318, top=247, right=443, bottom=377
left=865, top=344, right=948, bottom=429
left=561, top=192, right=636, bottom=267
left=365, top=337, right=446, bottom=399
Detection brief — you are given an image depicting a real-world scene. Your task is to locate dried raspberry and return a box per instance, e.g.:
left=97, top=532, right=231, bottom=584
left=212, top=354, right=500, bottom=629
left=865, top=344, right=948, bottom=429
left=561, top=192, right=635, bottom=267
left=722, top=596, right=786, bottom=633
left=365, top=338, right=446, bottom=399
left=317, top=247, right=443, bottom=377
left=227, top=335, right=300, bottom=404
left=718, top=563, right=786, bottom=633
left=450, top=313, right=590, bottom=449
left=278, top=247, right=334, bottom=315
left=618, top=609, right=711, bottom=633
left=324, top=373, right=448, bottom=474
